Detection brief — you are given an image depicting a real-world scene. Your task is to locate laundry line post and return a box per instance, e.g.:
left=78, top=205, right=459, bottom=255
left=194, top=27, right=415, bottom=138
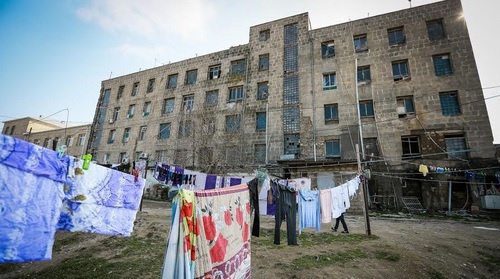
left=356, top=144, right=371, bottom=236
left=139, top=158, right=148, bottom=212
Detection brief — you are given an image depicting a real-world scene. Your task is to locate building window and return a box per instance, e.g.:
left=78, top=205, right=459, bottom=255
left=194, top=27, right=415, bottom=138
left=202, top=117, right=216, bottom=135
left=167, top=74, right=178, bottom=89
left=228, top=86, right=243, bottom=102
left=388, top=27, right=405, bottom=45
left=439, top=91, right=460, bottom=116
left=159, top=123, right=171, bottom=140
left=359, top=100, right=374, bottom=117
left=353, top=34, right=368, bottom=52
left=231, top=59, right=246, bottom=75
left=185, top=69, right=198, bottom=85
left=122, top=128, right=130, bottom=143
left=259, top=54, right=269, bottom=71
left=66, top=136, right=74, bottom=147
left=208, top=65, right=221, bottom=80
left=117, top=85, right=124, bottom=99
left=396, top=96, right=415, bottom=118
left=9, top=126, right=15, bottom=135
left=283, top=106, right=300, bottom=133
left=257, top=82, right=269, bottom=100
left=324, top=104, right=339, bottom=122
left=3, top=126, right=9, bottom=134
left=226, top=115, right=241, bottom=133
left=103, top=153, right=110, bottom=164
left=325, top=140, right=341, bottom=158
left=323, top=73, right=337, bottom=90
left=139, top=126, right=147, bottom=141
left=401, top=136, right=420, bottom=158
left=427, top=19, right=445, bottom=40
left=445, top=135, right=468, bottom=159
left=143, top=102, right=151, bottom=116
left=132, top=82, right=139, bottom=96
left=433, top=54, right=453, bottom=76
left=108, top=130, right=116, bottom=144
left=127, top=104, right=135, bottom=118
left=178, top=120, right=192, bottom=138
left=256, top=112, right=266, bottom=131
left=147, top=78, right=155, bottom=93
left=321, top=41, right=335, bottom=58
left=119, top=152, right=127, bottom=164
left=113, top=107, right=120, bottom=122
left=77, top=134, right=86, bottom=146
left=392, top=60, right=410, bottom=81
left=163, top=98, right=174, bottom=114
left=205, top=90, right=219, bottom=106
left=183, top=95, right=194, bottom=112
left=254, top=144, right=266, bottom=164
left=259, top=29, right=270, bottom=41
left=43, top=138, right=50, bottom=148
left=155, top=150, right=168, bottom=162
left=357, top=66, right=371, bottom=83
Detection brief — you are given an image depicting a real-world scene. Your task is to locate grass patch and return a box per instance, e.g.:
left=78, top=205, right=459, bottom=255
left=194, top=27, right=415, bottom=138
left=373, top=250, right=401, bottom=262
left=290, top=249, right=368, bottom=270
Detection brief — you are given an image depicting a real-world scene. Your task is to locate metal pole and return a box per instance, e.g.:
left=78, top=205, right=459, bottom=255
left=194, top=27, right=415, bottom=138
left=139, top=159, right=148, bottom=212
left=265, top=103, right=269, bottom=165
left=448, top=181, right=452, bottom=213
left=356, top=144, right=371, bottom=235
left=355, top=58, right=366, bottom=159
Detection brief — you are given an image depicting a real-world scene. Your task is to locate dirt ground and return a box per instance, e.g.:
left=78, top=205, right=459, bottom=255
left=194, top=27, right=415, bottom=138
left=1, top=199, right=499, bottom=279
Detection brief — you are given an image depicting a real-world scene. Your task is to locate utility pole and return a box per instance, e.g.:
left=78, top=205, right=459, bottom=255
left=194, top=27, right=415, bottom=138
left=356, top=144, right=371, bottom=236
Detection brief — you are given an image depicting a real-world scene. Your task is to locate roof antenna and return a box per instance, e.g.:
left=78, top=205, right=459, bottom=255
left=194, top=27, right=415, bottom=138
left=409, top=0, right=412, bottom=8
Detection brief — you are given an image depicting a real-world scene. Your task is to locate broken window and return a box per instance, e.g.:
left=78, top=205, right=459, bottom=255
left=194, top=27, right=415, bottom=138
left=427, top=19, right=445, bottom=40
left=257, top=82, right=269, bottom=100
left=259, top=29, right=270, bottom=41
left=147, top=78, right=155, bottom=93
left=208, top=65, right=221, bottom=80
left=321, top=41, right=335, bottom=58
left=132, top=82, right=139, bottom=96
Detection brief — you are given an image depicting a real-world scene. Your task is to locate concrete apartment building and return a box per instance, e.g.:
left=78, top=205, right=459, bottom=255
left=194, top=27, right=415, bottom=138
left=2, top=117, right=91, bottom=158
left=87, top=0, right=499, bottom=211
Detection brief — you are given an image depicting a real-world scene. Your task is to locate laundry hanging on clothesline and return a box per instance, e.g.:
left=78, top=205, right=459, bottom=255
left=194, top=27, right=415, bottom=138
left=0, top=134, right=145, bottom=263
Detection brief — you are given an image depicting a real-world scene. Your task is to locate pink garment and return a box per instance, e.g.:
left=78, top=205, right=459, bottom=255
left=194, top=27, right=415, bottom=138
left=319, top=189, right=332, bottom=223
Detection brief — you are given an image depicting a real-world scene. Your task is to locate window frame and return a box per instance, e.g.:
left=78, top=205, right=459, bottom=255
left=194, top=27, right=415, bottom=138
left=259, top=54, right=269, bottom=71
left=401, top=136, right=421, bottom=158
left=208, top=64, right=221, bottom=80
left=259, top=29, right=270, bottom=41
left=445, top=135, right=468, bottom=159
left=166, top=74, right=178, bottom=89
left=323, top=72, right=337, bottom=90
left=205, top=90, right=219, bottom=106
left=257, top=82, right=269, bottom=100
left=353, top=34, right=368, bottom=52
left=357, top=66, right=371, bottom=83
left=117, top=85, right=125, bottom=99
left=122, top=128, right=130, bottom=143
left=143, top=102, right=151, bottom=116
left=158, top=123, right=171, bottom=140
left=183, top=95, right=194, bottom=112
left=108, top=130, right=116, bottom=144
left=387, top=26, right=405, bottom=46
left=163, top=98, right=175, bottom=114
left=131, top=82, right=139, bottom=96
left=231, top=59, right=246, bottom=75
left=127, top=104, right=135, bottom=118
left=225, top=115, right=241, bottom=133
left=426, top=18, right=445, bottom=40
left=147, top=78, right=156, bottom=93
left=396, top=96, right=415, bottom=117
left=325, top=140, right=341, bottom=158
left=439, top=91, right=461, bottom=116
left=321, top=41, right=335, bottom=58
left=324, top=104, right=339, bottom=123
left=139, top=126, right=147, bottom=141
left=185, top=69, right=198, bottom=85
left=359, top=100, right=374, bottom=117
left=392, top=60, right=410, bottom=81
left=433, top=53, right=453, bottom=76
left=178, top=120, right=192, bottom=138
left=256, top=112, right=267, bottom=131
left=228, top=86, right=244, bottom=103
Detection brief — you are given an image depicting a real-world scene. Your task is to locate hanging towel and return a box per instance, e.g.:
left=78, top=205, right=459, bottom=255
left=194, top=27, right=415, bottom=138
left=419, top=164, right=429, bottom=176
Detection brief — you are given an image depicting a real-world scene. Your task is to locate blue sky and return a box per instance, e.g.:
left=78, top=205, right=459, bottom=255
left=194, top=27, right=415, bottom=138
left=1, top=0, right=499, bottom=143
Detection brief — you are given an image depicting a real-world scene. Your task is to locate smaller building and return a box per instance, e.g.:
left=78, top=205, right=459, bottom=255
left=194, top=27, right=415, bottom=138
left=2, top=117, right=91, bottom=158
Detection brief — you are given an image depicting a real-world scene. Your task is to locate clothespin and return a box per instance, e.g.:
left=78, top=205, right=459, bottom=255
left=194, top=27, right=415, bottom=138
left=57, top=145, right=67, bottom=158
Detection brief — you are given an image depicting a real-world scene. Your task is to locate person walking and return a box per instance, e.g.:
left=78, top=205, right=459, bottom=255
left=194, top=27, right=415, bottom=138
left=331, top=212, right=349, bottom=234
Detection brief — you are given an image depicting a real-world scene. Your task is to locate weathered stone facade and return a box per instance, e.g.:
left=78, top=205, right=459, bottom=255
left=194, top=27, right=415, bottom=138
left=88, top=0, right=498, bottom=211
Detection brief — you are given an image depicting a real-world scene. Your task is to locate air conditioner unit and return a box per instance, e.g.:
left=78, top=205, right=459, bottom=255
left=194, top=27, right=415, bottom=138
left=109, top=119, right=114, bottom=124
left=397, top=107, right=406, bottom=115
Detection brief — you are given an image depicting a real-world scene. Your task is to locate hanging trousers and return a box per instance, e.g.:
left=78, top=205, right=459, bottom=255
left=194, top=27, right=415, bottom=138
left=274, top=183, right=297, bottom=245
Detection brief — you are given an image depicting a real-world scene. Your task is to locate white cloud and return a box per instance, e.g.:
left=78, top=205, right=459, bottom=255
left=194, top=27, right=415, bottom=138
left=76, top=0, right=215, bottom=41
left=112, top=43, right=167, bottom=58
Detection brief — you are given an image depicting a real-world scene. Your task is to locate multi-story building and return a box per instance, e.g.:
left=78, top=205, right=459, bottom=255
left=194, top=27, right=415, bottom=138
left=2, top=117, right=91, bottom=158
left=88, top=0, right=499, bottom=211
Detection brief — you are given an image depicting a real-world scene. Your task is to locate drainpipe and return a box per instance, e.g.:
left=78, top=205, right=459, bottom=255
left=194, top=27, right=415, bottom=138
left=309, top=20, right=317, bottom=161
left=354, top=58, right=365, bottom=159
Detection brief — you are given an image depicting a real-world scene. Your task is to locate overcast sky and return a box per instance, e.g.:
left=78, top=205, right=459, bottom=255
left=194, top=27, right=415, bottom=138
left=0, top=0, right=499, bottom=143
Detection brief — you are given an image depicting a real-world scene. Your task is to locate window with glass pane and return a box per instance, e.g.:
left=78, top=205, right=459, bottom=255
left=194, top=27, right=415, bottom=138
left=283, top=75, right=299, bottom=104
left=401, top=136, right=420, bottom=158
left=445, top=135, right=467, bottom=159
left=259, top=54, right=269, bottom=71
left=208, top=65, right=221, bottom=80
left=143, top=102, right=151, bottom=116
left=256, top=112, right=266, bottom=131
left=283, top=106, right=300, bottom=133
left=397, top=96, right=415, bottom=117
left=225, top=115, right=241, bottom=132
left=433, top=54, right=453, bottom=76
left=185, top=70, right=197, bottom=85
left=427, top=19, right=445, bottom=40
left=439, top=91, right=460, bottom=116
left=259, top=29, right=270, bottom=41
left=66, top=136, right=74, bottom=146
left=108, top=130, right=115, bottom=144
left=357, top=66, right=371, bottom=82
left=228, top=86, right=243, bottom=102
left=392, top=60, right=410, bottom=80
left=132, top=82, right=139, bottom=96
left=128, top=104, right=135, bottom=118
left=139, top=126, right=147, bottom=141
left=388, top=27, right=405, bottom=45
left=113, top=107, right=120, bottom=121
left=359, top=101, right=374, bottom=117
left=325, top=140, right=340, bottom=157
left=257, top=82, right=269, bottom=100
left=183, top=95, right=194, bottom=111
left=353, top=35, right=368, bottom=52
left=321, top=41, right=335, bottom=58
left=167, top=74, right=178, bottom=89
left=203, top=117, right=216, bottom=134
left=205, top=90, right=218, bottom=106
left=159, top=123, right=170, bottom=139
left=147, top=78, right=155, bottom=93
left=231, top=60, right=246, bottom=75
left=123, top=128, right=130, bottom=143
left=163, top=98, right=174, bottom=114
left=324, top=104, right=339, bottom=122
left=323, top=73, right=337, bottom=90
left=254, top=144, right=266, bottom=164
left=178, top=120, right=192, bottom=138
left=117, top=85, right=124, bottom=99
